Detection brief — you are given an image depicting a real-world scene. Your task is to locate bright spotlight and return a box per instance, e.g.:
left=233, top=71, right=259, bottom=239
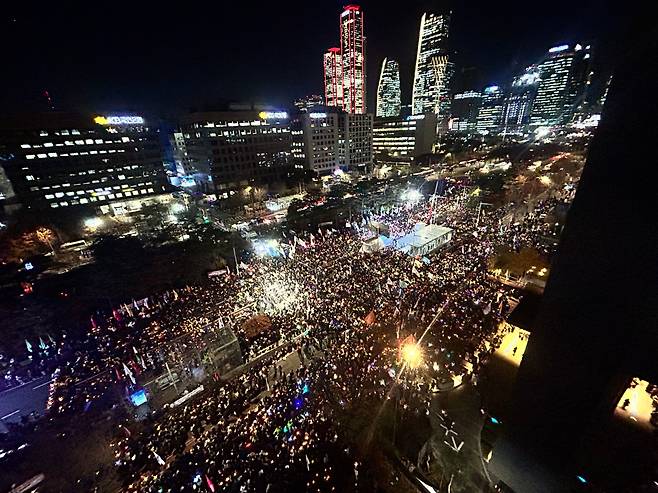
left=401, top=342, right=423, bottom=369
left=535, top=126, right=551, bottom=139
left=84, top=217, right=103, bottom=229
left=170, top=203, right=186, bottom=214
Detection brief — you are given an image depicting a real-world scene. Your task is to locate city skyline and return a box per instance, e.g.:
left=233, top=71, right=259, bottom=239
left=0, top=0, right=624, bottom=117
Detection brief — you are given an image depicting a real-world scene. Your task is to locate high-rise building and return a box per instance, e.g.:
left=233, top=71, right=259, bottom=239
left=339, top=112, right=373, bottom=172
left=476, top=85, right=504, bottom=133
left=450, top=91, right=482, bottom=133
left=179, top=111, right=292, bottom=198
left=501, top=68, right=540, bottom=134
left=292, top=109, right=373, bottom=175
left=412, top=12, right=452, bottom=120
left=530, top=44, right=591, bottom=126
left=0, top=113, right=167, bottom=212
left=323, top=48, right=343, bottom=109
left=373, top=113, right=437, bottom=162
left=340, top=5, right=366, bottom=114
left=294, top=94, right=325, bottom=113
left=376, top=58, right=401, bottom=117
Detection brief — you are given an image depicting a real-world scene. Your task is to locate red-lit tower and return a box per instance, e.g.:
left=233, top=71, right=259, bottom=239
left=340, top=5, right=366, bottom=114
left=323, top=48, right=344, bottom=109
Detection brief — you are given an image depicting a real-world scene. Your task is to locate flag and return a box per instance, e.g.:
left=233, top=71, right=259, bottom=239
left=205, top=475, right=216, bottom=492
left=123, top=303, right=134, bottom=318
left=173, top=289, right=179, bottom=301
left=25, top=339, right=33, bottom=353
left=122, top=362, right=135, bottom=385
left=113, top=309, right=122, bottom=322
left=364, top=310, right=376, bottom=326
left=90, top=315, right=97, bottom=330
left=38, top=337, right=47, bottom=350
left=47, top=333, right=55, bottom=345
left=152, top=449, right=165, bottom=466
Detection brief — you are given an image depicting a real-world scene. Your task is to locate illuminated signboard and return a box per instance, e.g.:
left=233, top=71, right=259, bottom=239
left=548, top=44, right=569, bottom=53
left=129, top=389, right=148, bottom=406
left=94, top=115, right=145, bottom=125
left=309, top=112, right=328, bottom=119
left=406, top=115, right=425, bottom=121
left=258, top=111, right=288, bottom=120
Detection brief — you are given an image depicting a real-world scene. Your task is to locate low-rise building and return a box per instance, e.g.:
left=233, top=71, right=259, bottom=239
left=179, top=111, right=293, bottom=197
left=0, top=112, right=167, bottom=212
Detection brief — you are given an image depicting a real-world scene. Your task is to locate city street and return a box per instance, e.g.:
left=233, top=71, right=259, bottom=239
left=0, top=375, right=51, bottom=432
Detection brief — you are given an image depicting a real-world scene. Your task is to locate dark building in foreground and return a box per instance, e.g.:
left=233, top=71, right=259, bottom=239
left=0, top=113, right=166, bottom=212
left=490, top=25, right=658, bottom=492
left=178, top=111, right=293, bottom=197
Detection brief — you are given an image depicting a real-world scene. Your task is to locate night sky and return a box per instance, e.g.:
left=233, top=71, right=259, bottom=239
left=1, top=0, right=625, bottom=119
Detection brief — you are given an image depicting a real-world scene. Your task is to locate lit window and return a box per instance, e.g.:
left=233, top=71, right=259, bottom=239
left=26, top=154, right=35, bottom=160
left=51, top=203, right=59, bottom=208
left=75, top=140, right=84, bottom=145
left=44, top=142, right=53, bottom=147
left=45, top=194, right=54, bottom=199
left=26, top=175, right=35, bottom=181
left=37, top=153, right=47, bottom=158
left=20, top=144, right=31, bottom=149
left=85, top=139, right=93, bottom=144
left=48, top=152, right=57, bottom=157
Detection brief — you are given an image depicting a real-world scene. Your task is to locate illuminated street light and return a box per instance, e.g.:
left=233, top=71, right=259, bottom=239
left=401, top=341, right=423, bottom=369
left=170, top=202, right=186, bottom=214
left=539, top=175, right=552, bottom=186
left=84, top=217, right=103, bottom=229
left=401, top=189, right=422, bottom=203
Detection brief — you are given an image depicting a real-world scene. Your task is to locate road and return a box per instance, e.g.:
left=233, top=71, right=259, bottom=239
left=0, top=375, right=51, bottom=432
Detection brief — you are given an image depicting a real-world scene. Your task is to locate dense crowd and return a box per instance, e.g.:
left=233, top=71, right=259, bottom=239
left=104, top=184, right=552, bottom=492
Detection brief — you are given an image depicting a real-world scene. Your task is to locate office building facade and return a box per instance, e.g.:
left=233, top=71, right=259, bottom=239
left=376, top=58, right=401, bottom=117
left=530, top=44, right=591, bottom=126
left=340, top=5, right=366, bottom=114
left=476, top=85, right=504, bottom=133
left=292, top=110, right=373, bottom=175
left=323, top=48, right=344, bottom=109
left=373, top=113, right=437, bottom=163
left=0, top=113, right=166, bottom=212
left=412, top=12, right=452, bottom=119
left=450, top=91, right=482, bottom=133
left=179, top=111, right=293, bottom=197
left=501, top=69, right=540, bottom=133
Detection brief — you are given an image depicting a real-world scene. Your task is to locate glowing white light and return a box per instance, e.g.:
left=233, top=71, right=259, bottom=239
left=95, top=115, right=144, bottom=125
left=259, top=111, right=288, bottom=120
left=406, top=114, right=425, bottom=121
left=535, top=126, right=551, bottom=139
left=309, top=112, right=327, bottom=119
left=549, top=45, right=569, bottom=53
left=84, top=217, right=103, bottom=229
left=170, top=203, right=186, bottom=214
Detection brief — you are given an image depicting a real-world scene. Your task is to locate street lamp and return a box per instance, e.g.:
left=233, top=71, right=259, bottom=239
left=400, top=341, right=423, bottom=369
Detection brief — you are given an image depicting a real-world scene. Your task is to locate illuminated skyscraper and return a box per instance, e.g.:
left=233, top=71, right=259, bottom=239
left=412, top=12, right=452, bottom=119
left=340, top=5, right=366, bottom=114
left=476, top=85, right=504, bottom=133
left=501, top=68, right=540, bottom=133
left=450, top=91, right=482, bottom=133
left=323, top=48, right=343, bottom=109
left=530, top=44, right=591, bottom=126
left=376, top=58, right=401, bottom=117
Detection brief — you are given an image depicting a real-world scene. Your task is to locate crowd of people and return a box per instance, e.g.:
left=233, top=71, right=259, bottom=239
left=1, top=173, right=572, bottom=492
left=101, top=182, right=558, bottom=492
